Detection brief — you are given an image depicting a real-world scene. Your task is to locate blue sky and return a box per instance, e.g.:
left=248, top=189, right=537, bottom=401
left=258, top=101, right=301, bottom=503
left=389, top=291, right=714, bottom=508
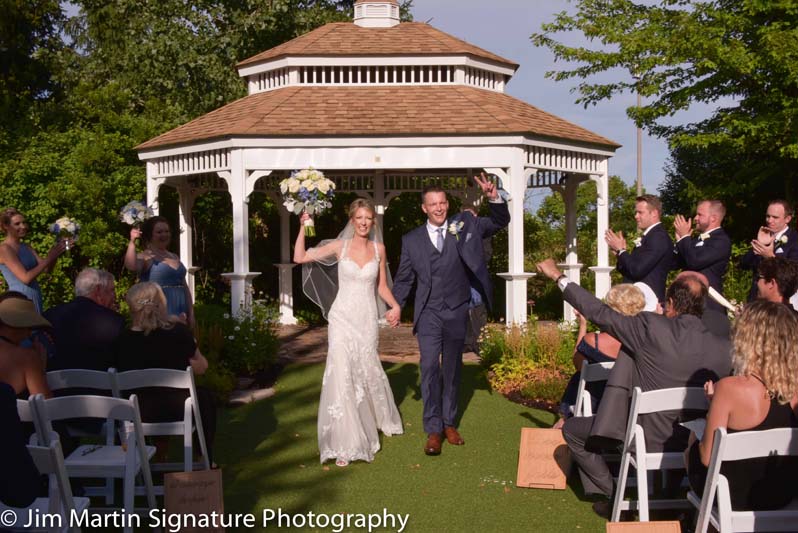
left=412, top=0, right=670, bottom=203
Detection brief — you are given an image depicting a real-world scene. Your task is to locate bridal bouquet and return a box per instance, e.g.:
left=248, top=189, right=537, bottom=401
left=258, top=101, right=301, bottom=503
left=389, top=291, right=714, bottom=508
left=51, top=217, right=80, bottom=250
left=279, top=168, right=335, bottom=236
left=119, top=200, right=154, bottom=227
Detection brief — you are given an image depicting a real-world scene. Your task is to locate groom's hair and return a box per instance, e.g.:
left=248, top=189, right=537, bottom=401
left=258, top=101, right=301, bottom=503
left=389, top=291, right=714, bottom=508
left=421, top=184, right=445, bottom=202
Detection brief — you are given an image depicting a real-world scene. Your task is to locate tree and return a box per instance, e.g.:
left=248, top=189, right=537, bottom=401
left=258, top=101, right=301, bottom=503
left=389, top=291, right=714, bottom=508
left=532, top=0, right=798, bottom=211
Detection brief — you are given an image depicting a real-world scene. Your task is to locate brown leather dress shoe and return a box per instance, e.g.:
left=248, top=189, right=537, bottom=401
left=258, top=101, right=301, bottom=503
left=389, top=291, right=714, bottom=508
left=444, top=426, right=465, bottom=445
left=424, top=433, right=443, bottom=455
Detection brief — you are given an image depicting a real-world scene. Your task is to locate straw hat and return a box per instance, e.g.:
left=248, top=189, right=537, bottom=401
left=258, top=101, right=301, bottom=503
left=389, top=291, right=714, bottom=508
left=0, top=297, right=51, bottom=328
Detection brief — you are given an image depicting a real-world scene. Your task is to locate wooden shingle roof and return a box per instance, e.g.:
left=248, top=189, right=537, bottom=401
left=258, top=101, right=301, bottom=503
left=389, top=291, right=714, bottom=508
left=236, top=22, right=518, bottom=70
left=136, top=85, right=619, bottom=151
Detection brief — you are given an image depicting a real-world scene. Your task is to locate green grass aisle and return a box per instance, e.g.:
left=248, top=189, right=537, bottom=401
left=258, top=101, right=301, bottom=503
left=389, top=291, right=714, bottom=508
left=216, top=363, right=604, bottom=532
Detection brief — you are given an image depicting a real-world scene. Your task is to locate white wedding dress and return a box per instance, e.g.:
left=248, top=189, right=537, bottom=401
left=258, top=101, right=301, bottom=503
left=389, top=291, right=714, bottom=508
left=318, top=240, right=403, bottom=464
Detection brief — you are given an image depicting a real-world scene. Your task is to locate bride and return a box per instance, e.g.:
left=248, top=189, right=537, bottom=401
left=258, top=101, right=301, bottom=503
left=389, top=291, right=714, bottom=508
left=293, top=198, right=403, bottom=467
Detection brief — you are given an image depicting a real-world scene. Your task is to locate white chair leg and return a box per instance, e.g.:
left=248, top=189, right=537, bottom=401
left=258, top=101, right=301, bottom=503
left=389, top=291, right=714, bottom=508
left=637, top=458, right=649, bottom=521
left=123, top=469, right=135, bottom=533
left=611, top=451, right=632, bottom=521
left=184, top=424, right=193, bottom=472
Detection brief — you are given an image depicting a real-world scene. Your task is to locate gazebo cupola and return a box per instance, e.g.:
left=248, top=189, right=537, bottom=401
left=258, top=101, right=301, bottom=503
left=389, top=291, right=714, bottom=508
left=353, top=0, right=400, bottom=28
left=136, top=4, right=619, bottom=324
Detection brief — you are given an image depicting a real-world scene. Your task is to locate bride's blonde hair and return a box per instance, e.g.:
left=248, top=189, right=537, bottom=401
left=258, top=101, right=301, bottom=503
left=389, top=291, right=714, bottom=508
left=348, top=198, right=375, bottom=219
left=125, top=282, right=176, bottom=335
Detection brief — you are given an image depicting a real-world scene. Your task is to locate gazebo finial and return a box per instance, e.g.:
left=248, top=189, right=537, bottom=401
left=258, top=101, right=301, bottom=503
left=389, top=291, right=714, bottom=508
left=353, top=0, right=400, bottom=28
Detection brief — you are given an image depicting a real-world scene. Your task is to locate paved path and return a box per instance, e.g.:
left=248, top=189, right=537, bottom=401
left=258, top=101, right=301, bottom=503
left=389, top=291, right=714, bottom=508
left=277, top=323, right=481, bottom=364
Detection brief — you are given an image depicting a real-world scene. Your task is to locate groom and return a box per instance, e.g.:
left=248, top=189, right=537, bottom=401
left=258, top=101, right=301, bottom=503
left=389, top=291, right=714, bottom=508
left=390, top=174, right=510, bottom=455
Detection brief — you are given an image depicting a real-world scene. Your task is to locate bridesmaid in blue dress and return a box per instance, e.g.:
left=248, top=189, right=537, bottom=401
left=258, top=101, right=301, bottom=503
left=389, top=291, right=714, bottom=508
left=124, top=216, right=194, bottom=326
left=0, top=208, right=67, bottom=312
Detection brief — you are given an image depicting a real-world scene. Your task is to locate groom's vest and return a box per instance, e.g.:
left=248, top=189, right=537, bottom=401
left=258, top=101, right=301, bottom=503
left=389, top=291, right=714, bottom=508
left=426, top=237, right=470, bottom=311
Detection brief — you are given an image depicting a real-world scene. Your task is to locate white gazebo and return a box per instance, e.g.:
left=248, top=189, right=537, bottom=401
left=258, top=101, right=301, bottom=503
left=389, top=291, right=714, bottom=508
left=136, top=0, right=620, bottom=324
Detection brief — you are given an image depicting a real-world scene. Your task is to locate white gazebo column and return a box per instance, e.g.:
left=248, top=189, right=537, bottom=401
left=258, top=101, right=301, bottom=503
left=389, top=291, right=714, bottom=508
left=145, top=168, right=165, bottom=214
left=558, top=175, right=584, bottom=322
left=219, top=150, right=260, bottom=315
left=493, top=152, right=535, bottom=325
left=275, top=206, right=298, bottom=325
left=589, top=161, right=612, bottom=299
left=176, top=181, right=198, bottom=301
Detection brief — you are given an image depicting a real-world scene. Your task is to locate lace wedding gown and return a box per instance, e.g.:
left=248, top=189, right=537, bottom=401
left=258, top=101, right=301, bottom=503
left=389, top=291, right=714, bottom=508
left=318, top=241, right=403, bottom=464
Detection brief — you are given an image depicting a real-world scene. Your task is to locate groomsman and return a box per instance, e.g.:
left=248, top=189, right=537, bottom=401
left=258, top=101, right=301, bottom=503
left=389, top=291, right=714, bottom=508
left=605, top=194, right=673, bottom=302
left=740, top=199, right=798, bottom=301
left=673, top=200, right=732, bottom=308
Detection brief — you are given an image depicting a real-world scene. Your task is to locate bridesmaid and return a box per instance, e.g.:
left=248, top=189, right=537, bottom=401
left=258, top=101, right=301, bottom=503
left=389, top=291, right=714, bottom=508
left=0, top=208, right=66, bottom=312
left=124, top=216, right=194, bottom=326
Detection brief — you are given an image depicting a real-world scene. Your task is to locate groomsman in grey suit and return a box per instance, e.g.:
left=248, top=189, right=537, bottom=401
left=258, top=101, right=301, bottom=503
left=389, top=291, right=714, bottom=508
left=606, top=194, right=673, bottom=303
left=536, top=259, right=732, bottom=517
left=740, top=199, right=798, bottom=301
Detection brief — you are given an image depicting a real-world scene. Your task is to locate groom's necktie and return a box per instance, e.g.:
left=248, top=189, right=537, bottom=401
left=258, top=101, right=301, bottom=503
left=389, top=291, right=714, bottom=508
left=435, top=227, right=444, bottom=253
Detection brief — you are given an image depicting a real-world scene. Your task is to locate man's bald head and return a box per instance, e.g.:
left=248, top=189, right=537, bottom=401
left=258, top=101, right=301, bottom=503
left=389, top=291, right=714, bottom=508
left=666, top=275, right=707, bottom=318
left=675, top=270, right=709, bottom=288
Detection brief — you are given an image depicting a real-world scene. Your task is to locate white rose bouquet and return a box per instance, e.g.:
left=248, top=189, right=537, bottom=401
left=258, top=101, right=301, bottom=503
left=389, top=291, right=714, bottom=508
left=50, top=217, right=80, bottom=250
left=279, top=168, right=335, bottom=236
left=119, top=200, right=154, bottom=227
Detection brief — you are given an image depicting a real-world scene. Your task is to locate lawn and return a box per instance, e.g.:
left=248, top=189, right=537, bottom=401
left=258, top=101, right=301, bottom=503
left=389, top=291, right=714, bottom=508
left=215, top=362, right=605, bottom=532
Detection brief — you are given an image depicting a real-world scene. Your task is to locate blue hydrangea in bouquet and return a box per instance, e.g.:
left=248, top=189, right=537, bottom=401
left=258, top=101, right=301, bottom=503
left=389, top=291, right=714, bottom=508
left=119, top=200, right=154, bottom=227
left=279, top=167, right=335, bottom=236
left=51, top=217, right=80, bottom=250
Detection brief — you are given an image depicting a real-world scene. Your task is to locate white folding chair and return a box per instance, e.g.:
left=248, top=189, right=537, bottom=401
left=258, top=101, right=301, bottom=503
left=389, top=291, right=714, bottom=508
left=33, top=394, right=157, bottom=532
left=44, top=370, right=118, bottom=503
left=18, top=395, right=46, bottom=445
left=689, top=427, right=798, bottom=533
left=0, top=440, right=90, bottom=533
left=573, top=360, right=615, bottom=417
left=113, top=366, right=210, bottom=473
left=611, top=386, right=709, bottom=522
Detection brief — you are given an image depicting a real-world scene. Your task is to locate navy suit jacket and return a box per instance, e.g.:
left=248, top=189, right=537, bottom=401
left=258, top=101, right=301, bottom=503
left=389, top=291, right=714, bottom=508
left=674, top=227, right=732, bottom=294
left=740, top=227, right=798, bottom=301
left=392, top=201, right=510, bottom=330
left=616, top=223, right=673, bottom=302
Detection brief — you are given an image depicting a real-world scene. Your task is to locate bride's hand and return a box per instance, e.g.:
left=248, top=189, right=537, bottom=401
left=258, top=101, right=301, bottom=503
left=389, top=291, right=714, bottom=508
left=385, top=307, right=400, bottom=328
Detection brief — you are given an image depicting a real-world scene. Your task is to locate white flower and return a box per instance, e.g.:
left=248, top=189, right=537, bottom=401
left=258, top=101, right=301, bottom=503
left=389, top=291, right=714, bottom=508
left=234, top=325, right=240, bottom=331
left=228, top=335, right=235, bottom=340
left=223, top=313, right=230, bottom=319
left=633, top=237, right=642, bottom=247
left=301, top=179, right=316, bottom=191
left=279, top=180, right=289, bottom=194
left=699, top=232, right=711, bottom=241
left=287, top=178, right=301, bottom=193
left=778, top=235, right=789, bottom=245
left=447, top=221, right=464, bottom=240
left=317, top=180, right=330, bottom=193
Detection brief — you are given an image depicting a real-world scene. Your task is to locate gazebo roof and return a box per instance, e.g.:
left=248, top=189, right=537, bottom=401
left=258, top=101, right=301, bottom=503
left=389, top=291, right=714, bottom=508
left=136, top=85, right=620, bottom=151
left=236, top=22, right=518, bottom=70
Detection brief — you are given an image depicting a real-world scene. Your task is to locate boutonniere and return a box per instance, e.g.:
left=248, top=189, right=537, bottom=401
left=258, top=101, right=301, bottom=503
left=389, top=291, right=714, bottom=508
left=776, top=235, right=788, bottom=247
left=633, top=237, right=643, bottom=247
left=698, top=232, right=711, bottom=241
left=448, top=221, right=465, bottom=240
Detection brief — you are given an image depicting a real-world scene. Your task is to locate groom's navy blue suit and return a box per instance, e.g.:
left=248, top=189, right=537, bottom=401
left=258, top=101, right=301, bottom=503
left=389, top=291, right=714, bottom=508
left=392, top=201, right=510, bottom=435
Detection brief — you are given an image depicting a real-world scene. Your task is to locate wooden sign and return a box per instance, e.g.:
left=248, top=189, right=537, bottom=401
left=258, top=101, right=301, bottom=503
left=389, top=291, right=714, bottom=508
left=606, top=520, right=681, bottom=533
left=516, top=427, right=571, bottom=490
left=164, top=469, right=225, bottom=532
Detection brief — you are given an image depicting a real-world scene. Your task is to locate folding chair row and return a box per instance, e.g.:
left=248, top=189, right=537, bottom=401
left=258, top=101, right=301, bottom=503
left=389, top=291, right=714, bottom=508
left=0, top=440, right=90, bottom=533
left=18, top=394, right=157, bottom=533
left=46, top=366, right=210, bottom=472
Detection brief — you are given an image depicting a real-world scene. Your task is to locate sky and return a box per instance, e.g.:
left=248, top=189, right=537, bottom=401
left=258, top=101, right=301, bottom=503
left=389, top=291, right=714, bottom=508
left=411, top=0, right=670, bottom=203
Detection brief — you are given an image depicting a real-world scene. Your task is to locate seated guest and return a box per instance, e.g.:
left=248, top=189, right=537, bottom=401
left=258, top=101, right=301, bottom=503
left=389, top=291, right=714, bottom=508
left=45, top=268, right=124, bottom=372
left=555, top=284, right=646, bottom=426
left=0, top=292, right=52, bottom=398
left=753, top=256, right=798, bottom=306
left=536, top=259, right=732, bottom=518
left=114, top=282, right=214, bottom=463
left=0, top=381, right=41, bottom=507
left=686, top=300, right=798, bottom=510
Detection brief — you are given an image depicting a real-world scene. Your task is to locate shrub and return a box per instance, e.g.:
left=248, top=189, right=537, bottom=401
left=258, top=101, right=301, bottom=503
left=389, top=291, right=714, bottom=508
left=479, top=318, right=575, bottom=407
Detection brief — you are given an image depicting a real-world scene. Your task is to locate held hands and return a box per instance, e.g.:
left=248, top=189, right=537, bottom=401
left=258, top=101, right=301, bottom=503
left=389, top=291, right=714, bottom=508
left=535, top=258, right=563, bottom=281
left=673, top=214, right=693, bottom=240
left=473, top=172, right=498, bottom=200
left=385, top=307, right=400, bottom=328
left=605, top=229, right=626, bottom=253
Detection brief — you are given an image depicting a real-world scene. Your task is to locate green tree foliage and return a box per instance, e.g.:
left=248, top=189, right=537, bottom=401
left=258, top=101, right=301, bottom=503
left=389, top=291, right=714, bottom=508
left=532, top=0, right=798, bottom=230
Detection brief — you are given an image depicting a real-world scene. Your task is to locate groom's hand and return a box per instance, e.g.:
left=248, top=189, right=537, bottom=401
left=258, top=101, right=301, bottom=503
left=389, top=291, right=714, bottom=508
left=473, top=172, right=498, bottom=200
left=536, top=259, right=563, bottom=282
left=385, top=307, right=400, bottom=328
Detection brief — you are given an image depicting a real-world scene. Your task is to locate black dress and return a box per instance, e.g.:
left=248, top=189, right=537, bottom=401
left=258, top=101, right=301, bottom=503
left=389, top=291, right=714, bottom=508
left=114, top=324, right=216, bottom=461
left=688, top=397, right=798, bottom=511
